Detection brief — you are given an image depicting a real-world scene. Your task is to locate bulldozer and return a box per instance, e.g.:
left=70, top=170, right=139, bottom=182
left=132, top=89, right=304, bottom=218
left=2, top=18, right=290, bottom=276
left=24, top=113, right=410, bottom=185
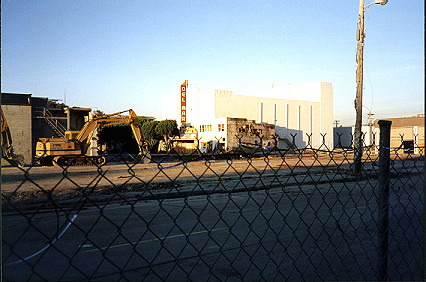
left=35, top=109, right=149, bottom=166
left=1, top=110, right=25, bottom=167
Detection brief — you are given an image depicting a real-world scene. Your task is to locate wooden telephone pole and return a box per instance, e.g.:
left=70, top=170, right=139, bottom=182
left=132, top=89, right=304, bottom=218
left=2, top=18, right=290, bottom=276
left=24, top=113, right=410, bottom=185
left=354, top=0, right=387, bottom=175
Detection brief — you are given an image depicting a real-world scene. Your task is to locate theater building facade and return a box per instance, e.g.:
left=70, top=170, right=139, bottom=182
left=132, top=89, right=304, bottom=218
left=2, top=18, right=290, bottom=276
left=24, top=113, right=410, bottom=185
left=162, top=81, right=333, bottom=152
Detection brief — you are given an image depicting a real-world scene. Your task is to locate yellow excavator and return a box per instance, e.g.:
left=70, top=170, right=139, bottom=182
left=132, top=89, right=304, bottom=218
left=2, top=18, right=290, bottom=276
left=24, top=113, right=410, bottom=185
left=1, top=110, right=25, bottom=167
left=35, top=109, right=149, bottom=166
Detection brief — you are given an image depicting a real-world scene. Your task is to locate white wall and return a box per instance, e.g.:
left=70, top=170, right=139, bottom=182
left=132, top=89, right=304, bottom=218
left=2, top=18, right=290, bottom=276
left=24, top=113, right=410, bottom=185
left=214, top=82, right=333, bottom=148
left=191, top=87, right=215, bottom=128
left=334, top=125, right=374, bottom=148
left=161, top=95, right=178, bottom=121
left=320, top=82, right=333, bottom=149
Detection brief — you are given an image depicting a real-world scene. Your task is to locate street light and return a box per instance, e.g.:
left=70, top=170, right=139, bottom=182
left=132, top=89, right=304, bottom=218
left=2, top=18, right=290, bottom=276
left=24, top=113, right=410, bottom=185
left=354, top=0, right=387, bottom=175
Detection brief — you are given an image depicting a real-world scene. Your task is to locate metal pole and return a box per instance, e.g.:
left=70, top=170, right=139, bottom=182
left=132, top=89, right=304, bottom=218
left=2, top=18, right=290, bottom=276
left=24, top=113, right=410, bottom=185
left=368, top=112, right=374, bottom=146
left=377, top=119, right=391, bottom=280
left=354, top=0, right=365, bottom=175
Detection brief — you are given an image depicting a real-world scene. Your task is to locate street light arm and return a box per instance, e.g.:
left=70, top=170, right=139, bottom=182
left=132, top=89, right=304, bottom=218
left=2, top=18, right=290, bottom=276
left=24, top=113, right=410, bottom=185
left=364, top=3, right=375, bottom=9
left=365, top=0, right=388, bottom=9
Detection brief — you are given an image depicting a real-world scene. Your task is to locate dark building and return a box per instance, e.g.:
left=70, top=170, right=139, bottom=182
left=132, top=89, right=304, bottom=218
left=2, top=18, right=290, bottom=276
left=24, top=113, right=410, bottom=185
left=1, top=93, right=80, bottom=165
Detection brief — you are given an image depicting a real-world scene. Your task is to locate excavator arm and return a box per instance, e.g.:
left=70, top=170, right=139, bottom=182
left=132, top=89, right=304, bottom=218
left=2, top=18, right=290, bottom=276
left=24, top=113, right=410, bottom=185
left=128, top=109, right=145, bottom=152
left=1, top=110, right=25, bottom=167
left=74, top=109, right=146, bottom=154
left=35, top=109, right=149, bottom=166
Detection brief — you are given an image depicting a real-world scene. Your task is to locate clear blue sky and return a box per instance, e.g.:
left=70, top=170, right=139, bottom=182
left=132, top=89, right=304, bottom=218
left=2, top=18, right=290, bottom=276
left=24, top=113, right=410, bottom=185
left=1, top=1, right=424, bottom=126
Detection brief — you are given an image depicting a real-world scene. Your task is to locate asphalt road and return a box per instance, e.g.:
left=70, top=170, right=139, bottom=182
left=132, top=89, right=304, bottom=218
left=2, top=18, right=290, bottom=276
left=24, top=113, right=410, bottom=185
left=2, top=158, right=424, bottom=281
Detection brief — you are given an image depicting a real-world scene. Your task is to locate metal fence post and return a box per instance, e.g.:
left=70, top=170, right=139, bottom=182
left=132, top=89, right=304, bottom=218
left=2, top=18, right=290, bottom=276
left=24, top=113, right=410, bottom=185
left=377, top=120, right=392, bottom=280
left=413, top=126, right=418, bottom=155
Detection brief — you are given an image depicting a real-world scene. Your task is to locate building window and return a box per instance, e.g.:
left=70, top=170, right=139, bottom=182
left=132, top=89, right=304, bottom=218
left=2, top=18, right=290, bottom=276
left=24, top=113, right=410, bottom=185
left=298, top=105, right=301, bottom=130
left=218, top=124, right=225, bottom=132
left=201, top=125, right=213, bottom=132
left=273, top=103, right=277, bottom=125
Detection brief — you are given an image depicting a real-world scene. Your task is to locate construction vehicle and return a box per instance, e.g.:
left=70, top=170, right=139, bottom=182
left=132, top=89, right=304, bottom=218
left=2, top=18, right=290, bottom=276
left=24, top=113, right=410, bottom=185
left=1, top=110, right=25, bottom=167
left=35, top=109, right=149, bottom=166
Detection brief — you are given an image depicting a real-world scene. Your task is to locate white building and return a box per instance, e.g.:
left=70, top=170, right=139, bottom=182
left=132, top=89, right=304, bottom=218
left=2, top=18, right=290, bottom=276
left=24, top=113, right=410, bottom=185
left=333, top=125, right=374, bottom=148
left=162, top=82, right=333, bottom=150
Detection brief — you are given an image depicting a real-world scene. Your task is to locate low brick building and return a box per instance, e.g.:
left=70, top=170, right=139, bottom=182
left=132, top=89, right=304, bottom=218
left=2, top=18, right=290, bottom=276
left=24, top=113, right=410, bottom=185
left=1, top=94, right=33, bottom=164
left=191, top=117, right=278, bottom=153
left=225, top=117, right=276, bottom=151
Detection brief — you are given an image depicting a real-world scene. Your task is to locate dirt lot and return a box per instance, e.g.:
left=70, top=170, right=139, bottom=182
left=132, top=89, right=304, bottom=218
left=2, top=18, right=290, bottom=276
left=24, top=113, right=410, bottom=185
left=2, top=152, right=419, bottom=212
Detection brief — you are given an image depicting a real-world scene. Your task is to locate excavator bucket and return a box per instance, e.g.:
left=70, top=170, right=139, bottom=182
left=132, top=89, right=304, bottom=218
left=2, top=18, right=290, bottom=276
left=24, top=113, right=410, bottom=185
left=134, top=151, right=151, bottom=164
left=1, top=145, right=25, bottom=167
left=7, top=153, right=25, bottom=168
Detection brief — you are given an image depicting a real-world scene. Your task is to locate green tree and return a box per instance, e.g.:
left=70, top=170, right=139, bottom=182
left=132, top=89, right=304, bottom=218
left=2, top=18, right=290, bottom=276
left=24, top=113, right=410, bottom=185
left=48, top=100, right=67, bottom=109
left=92, top=109, right=105, bottom=117
left=141, top=120, right=160, bottom=150
left=155, top=119, right=179, bottom=151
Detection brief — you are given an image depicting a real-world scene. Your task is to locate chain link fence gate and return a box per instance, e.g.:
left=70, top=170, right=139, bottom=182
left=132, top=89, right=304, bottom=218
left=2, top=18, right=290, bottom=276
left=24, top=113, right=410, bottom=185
left=2, top=128, right=424, bottom=281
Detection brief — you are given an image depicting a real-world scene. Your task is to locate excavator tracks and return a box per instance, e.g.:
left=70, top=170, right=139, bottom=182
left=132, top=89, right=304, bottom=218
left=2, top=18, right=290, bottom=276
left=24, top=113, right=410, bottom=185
left=51, top=156, right=106, bottom=167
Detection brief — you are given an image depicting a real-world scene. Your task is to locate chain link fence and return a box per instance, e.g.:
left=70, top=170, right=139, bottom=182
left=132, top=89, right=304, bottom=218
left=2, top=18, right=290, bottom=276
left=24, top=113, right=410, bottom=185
left=2, top=128, right=424, bottom=280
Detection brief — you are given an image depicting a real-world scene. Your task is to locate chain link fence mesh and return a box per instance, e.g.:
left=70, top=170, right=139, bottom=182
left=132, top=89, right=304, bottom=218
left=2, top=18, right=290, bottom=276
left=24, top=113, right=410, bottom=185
left=2, top=133, right=424, bottom=281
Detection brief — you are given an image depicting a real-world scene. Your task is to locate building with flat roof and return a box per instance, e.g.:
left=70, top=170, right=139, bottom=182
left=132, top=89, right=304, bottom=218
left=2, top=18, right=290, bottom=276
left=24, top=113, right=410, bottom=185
left=374, top=115, right=424, bottom=154
left=162, top=81, right=333, bottom=151
left=1, top=93, right=92, bottom=165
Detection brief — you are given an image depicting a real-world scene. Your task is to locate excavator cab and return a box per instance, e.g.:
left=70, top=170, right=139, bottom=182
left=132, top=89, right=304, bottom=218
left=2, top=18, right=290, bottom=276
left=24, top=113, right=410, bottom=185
left=64, top=131, right=79, bottom=140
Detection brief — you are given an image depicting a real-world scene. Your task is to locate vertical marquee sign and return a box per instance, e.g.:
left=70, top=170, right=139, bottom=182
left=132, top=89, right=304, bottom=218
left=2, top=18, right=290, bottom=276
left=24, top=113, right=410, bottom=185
left=181, top=80, right=188, bottom=124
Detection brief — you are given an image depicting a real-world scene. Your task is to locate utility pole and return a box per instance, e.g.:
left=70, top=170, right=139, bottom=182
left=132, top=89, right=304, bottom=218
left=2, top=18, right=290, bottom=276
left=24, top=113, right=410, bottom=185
left=354, top=0, right=387, bottom=175
left=367, top=111, right=373, bottom=127
left=334, top=120, right=340, bottom=128
left=354, top=0, right=366, bottom=175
